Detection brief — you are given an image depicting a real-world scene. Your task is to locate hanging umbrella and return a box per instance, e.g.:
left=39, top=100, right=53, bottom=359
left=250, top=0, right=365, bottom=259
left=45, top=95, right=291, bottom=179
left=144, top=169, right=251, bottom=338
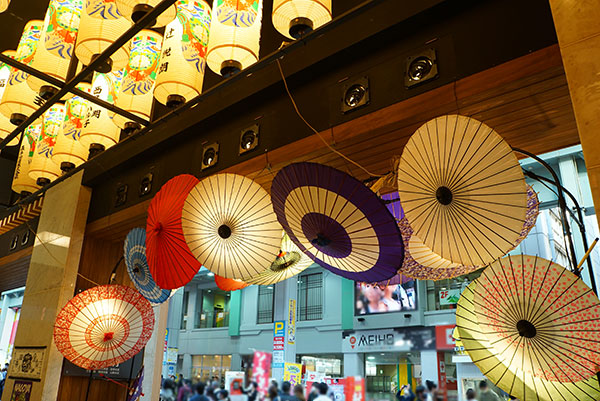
left=53, top=285, right=154, bottom=370
left=381, top=192, right=403, bottom=221
left=362, top=272, right=413, bottom=290
left=124, top=228, right=172, bottom=305
left=127, top=366, right=144, bottom=401
left=456, top=279, right=600, bottom=401
left=517, top=185, right=540, bottom=244
left=215, top=275, right=249, bottom=292
left=245, top=232, right=314, bottom=286
left=271, top=162, right=403, bottom=282
left=398, top=114, right=527, bottom=266
left=181, top=173, right=282, bottom=280
left=146, top=174, right=203, bottom=289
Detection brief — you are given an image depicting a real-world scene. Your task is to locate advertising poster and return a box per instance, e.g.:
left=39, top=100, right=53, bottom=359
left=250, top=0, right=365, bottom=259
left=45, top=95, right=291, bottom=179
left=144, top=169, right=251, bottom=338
left=9, top=347, right=45, bottom=381
left=251, top=351, right=272, bottom=396
left=226, top=371, right=245, bottom=396
left=344, top=377, right=365, bottom=401
left=10, top=380, right=32, bottom=401
left=439, top=289, right=461, bottom=305
left=287, top=299, right=296, bottom=345
left=283, top=362, right=302, bottom=387
left=355, top=281, right=416, bottom=315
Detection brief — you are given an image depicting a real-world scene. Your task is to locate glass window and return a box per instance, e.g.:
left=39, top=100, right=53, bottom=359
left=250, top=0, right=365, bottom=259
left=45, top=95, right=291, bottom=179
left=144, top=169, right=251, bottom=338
left=180, top=291, right=189, bottom=329
left=191, top=355, right=232, bottom=383
left=257, top=285, right=275, bottom=324
left=194, top=288, right=231, bottom=328
left=298, top=355, right=343, bottom=377
left=297, top=272, right=323, bottom=321
left=425, top=271, right=482, bottom=311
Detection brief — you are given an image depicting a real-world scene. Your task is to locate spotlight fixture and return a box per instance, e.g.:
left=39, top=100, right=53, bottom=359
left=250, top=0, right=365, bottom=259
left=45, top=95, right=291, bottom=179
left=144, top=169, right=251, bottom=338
left=239, top=125, right=259, bottom=155
left=139, top=172, right=153, bottom=197
left=21, top=231, right=30, bottom=246
left=115, top=183, right=128, bottom=207
left=9, top=235, right=18, bottom=251
left=201, top=143, right=219, bottom=170
left=405, top=48, right=438, bottom=88
left=341, top=77, right=370, bottom=113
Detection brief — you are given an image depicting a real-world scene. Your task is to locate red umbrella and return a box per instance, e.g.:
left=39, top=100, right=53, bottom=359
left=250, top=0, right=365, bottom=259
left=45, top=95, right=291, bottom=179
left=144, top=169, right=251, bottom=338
left=146, top=174, right=202, bottom=289
left=215, top=275, right=249, bottom=292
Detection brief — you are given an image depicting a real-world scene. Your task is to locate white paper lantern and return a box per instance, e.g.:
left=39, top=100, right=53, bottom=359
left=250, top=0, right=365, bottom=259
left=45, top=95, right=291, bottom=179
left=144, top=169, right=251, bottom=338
left=206, top=0, right=262, bottom=77
left=28, top=0, right=83, bottom=97
left=52, top=83, right=91, bottom=171
left=29, top=104, right=64, bottom=185
left=0, top=0, right=10, bottom=13
left=75, top=0, right=131, bottom=73
left=115, top=0, right=176, bottom=27
left=0, top=52, right=18, bottom=146
left=272, top=0, right=331, bottom=39
left=154, top=0, right=211, bottom=107
left=12, top=123, right=41, bottom=196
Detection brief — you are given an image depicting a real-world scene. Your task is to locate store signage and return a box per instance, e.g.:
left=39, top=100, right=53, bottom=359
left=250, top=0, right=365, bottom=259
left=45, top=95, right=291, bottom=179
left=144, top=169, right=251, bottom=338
left=166, top=347, right=178, bottom=363
left=252, top=351, right=272, bottom=395
left=342, top=328, right=435, bottom=353
left=437, top=352, right=448, bottom=401
left=435, top=325, right=456, bottom=350
left=439, top=289, right=461, bottom=305
left=288, top=299, right=296, bottom=345
left=283, top=362, right=302, bottom=386
left=63, top=355, right=143, bottom=379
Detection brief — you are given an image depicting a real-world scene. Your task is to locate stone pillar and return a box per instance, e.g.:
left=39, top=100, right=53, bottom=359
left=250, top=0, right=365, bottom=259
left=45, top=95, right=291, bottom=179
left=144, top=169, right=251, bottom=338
left=1, top=172, right=90, bottom=401
left=343, top=353, right=364, bottom=377
left=182, top=353, right=193, bottom=378
left=231, top=353, right=242, bottom=371
left=420, top=350, right=439, bottom=385
left=549, top=1, right=600, bottom=236
left=141, top=301, right=169, bottom=401
left=271, top=278, right=297, bottom=383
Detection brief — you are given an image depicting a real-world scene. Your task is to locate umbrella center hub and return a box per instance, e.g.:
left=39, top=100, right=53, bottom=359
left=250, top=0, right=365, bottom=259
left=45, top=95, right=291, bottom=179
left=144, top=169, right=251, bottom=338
left=436, top=186, right=453, bottom=205
left=301, top=212, right=352, bottom=258
left=103, top=332, right=114, bottom=342
left=218, top=225, right=232, bottom=239
left=516, top=320, right=536, bottom=338
left=312, top=233, right=331, bottom=247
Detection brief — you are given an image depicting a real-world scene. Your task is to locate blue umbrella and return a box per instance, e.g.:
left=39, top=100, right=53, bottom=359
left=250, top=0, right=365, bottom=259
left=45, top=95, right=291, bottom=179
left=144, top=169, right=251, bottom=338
left=124, top=228, right=171, bottom=305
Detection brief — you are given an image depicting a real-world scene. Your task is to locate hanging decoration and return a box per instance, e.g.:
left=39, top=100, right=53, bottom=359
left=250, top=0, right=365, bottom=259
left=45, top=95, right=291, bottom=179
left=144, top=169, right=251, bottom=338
left=124, top=228, right=172, bottom=305
left=398, top=114, right=528, bottom=266
left=381, top=191, right=403, bottom=221
left=75, top=0, right=131, bottom=73
left=0, top=0, right=10, bottom=13
left=115, top=0, right=177, bottom=27
left=146, top=174, right=203, bottom=290
left=12, top=123, right=41, bottom=196
left=154, top=0, right=211, bottom=107
left=28, top=104, right=64, bottom=186
left=181, top=173, right=281, bottom=280
left=215, top=275, right=249, bottom=292
left=206, top=0, right=263, bottom=76
left=245, top=233, right=313, bottom=285
left=0, top=52, right=19, bottom=146
left=53, top=284, right=155, bottom=370
left=362, top=273, right=412, bottom=290
left=272, top=0, right=331, bottom=39
left=271, top=162, right=403, bottom=282
left=52, top=83, right=91, bottom=172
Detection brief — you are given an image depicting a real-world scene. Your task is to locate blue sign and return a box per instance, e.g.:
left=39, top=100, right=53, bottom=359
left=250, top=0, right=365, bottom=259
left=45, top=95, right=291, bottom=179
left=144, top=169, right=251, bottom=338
left=274, top=320, right=286, bottom=337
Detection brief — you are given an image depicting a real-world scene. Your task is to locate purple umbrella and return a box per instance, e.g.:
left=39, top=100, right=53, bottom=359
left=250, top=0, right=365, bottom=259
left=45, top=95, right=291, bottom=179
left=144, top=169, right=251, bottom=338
left=381, top=192, right=404, bottom=221
left=270, top=162, right=404, bottom=282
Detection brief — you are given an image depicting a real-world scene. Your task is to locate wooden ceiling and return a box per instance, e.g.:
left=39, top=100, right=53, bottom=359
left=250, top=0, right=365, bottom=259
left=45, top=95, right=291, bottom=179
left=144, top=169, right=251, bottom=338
left=85, top=44, right=578, bottom=242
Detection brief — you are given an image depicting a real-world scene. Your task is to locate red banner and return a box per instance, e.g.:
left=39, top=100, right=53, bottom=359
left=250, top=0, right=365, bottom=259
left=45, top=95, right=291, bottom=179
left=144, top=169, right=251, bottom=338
left=252, top=351, right=272, bottom=395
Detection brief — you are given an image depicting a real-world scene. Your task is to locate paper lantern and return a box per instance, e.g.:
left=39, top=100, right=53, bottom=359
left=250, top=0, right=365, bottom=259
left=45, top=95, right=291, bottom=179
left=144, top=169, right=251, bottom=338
left=154, top=0, right=211, bottom=107
left=75, top=0, right=131, bottom=73
left=0, top=0, right=10, bottom=13
left=0, top=22, right=44, bottom=125
left=206, top=0, right=263, bottom=76
left=11, top=123, right=41, bottom=195
left=52, top=83, right=90, bottom=171
left=115, top=0, right=176, bottom=27
left=79, top=70, right=122, bottom=153
left=29, top=104, right=64, bottom=186
left=0, top=53, right=19, bottom=147
left=28, top=0, right=83, bottom=98
left=272, top=0, right=331, bottom=39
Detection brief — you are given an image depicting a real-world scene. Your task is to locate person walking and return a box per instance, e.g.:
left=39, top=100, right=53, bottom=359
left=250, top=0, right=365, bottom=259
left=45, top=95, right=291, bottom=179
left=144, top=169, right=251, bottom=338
left=267, top=385, right=281, bottom=401
left=478, top=381, right=500, bottom=401
left=294, top=384, right=306, bottom=401
left=161, top=378, right=177, bottom=401
left=307, top=383, right=319, bottom=401
left=314, top=383, right=331, bottom=401
left=465, top=389, right=477, bottom=400
left=178, top=379, right=193, bottom=401
left=245, top=382, right=259, bottom=401
left=414, top=385, right=432, bottom=401
left=280, top=381, right=298, bottom=401
left=190, top=383, right=209, bottom=401
left=396, top=384, right=415, bottom=401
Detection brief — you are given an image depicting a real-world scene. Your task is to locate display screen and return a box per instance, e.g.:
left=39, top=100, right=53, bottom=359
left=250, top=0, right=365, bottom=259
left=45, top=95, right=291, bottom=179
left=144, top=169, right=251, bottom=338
left=355, top=281, right=417, bottom=315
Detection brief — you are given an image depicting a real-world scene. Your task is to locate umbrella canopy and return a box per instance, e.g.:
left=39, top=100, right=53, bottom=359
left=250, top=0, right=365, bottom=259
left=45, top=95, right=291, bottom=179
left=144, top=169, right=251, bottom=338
left=398, top=114, right=527, bottom=266
left=181, top=173, right=282, bottom=280
left=271, top=162, right=403, bottom=282
left=146, top=174, right=203, bottom=289
left=245, top=232, right=314, bottom=285
left=362, top=272, right=413, bottom=290
left=215, top=275, right=249, bottom=292
left=54, top=285, right=154, bottom=370
left=381, top=192, right=403, bottom=221
left=124, top=228, right=172, bottom=305
left=456, top=279, right=600, bottom=401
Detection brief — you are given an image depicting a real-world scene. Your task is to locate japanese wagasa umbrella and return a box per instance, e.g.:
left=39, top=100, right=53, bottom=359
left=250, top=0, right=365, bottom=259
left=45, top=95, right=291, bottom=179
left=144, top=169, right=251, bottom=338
left=398, top=114, right=527, bottom=266
left=270, top=162, right=403, bottom=282
left=127, top=366, right=144, bottom=401
left=364, top=272, right=412, bottom=290
left=146, top=174, right=203, bottom=289
left=456, top=277, right=600, bottom=401
left=517, top=185, right=540, bottom=245
left=124, top=228, right=172, bottom=305
left=381, top=192, right=404, bottom=221
left=53, top=285, right=154, bottom=370
left=245, top=232, right=314, bottom=285
left=181, top=173, right=282, bottom=280
left=215, top=275, right=249, bottom=292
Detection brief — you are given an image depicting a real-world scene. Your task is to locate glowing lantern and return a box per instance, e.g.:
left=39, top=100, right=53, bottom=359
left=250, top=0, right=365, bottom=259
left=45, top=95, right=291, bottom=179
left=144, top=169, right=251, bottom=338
left=0, top=1, right=10, bottom=13
left=12, top=123, right=41, bottom=196
left=28, top=0, right=83, bottom=99
left=52, top=83, right=91, bottom=172
left=115, top=0, right=176, bottom=27
left=0, top=51, right=18, bottom=146
left=206, top=0, right=263, bottom=77
left=272, top=0, right=331, bottom=39
left=75, top=0, right=131, bottom=73
left=29, top=104, right=64, bottom=186
left=154, top=0, right=211, bottom=107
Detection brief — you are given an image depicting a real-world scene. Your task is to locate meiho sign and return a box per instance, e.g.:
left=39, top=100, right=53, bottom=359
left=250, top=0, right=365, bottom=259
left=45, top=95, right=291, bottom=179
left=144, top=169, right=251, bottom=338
left=342, top=328, right=435, bottom=353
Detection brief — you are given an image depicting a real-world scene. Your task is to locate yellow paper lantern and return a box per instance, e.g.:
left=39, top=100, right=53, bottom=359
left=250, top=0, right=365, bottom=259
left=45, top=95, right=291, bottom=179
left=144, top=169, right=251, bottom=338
left=0, top=117, right=19, bottom=146
left=206, top=0, right=263, bottom=77
left=75, top=0, right=131, bottom=73
left=0, top=21, right=44, bottom=125
left=28, top=0, right=83, bottom=98
left=79, top=70, right=122, bottom=153
left=29, top=104, right=64, bottom=186
left=52, top=83, right=91, bottom=171
left=0, top=0, right=10, bottom=13
left=0, top=51, right=19, bottom=146
left=12, top=123, right=41, bottom=196
left=272, top=0, right=331, bottom=39
left=154, top=0, right=211, bottom=107
left=115, top=0, right=176, bottom=27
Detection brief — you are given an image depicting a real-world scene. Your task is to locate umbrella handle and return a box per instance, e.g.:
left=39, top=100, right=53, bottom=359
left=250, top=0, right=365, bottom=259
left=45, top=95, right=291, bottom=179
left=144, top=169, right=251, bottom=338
left=84, top=370, right=93, bottom=401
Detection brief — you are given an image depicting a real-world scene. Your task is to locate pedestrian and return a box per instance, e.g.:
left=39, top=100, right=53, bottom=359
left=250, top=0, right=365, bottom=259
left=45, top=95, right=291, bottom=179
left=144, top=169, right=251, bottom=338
left=396, top=384, right=415, bottom=401
left=280, top=381, right=298, bottom=401
left=178, top=379, right=193, bottom=401
left=294, top=384, right=305, bottom=401
left=207, top=386, right=217, bottom=401
left=414, top=385, right=431, bottom=401
left=313, top=383, right=331, bottom=401
left=307, top=383, right=319, bottom=401
left=161, top=378, right=177, bottom=401
left=478, top=381, right=500, bottom=401
left=466, top=389, right=477, bottom=400
left=218, top=390, right=230, bottom=401
left=425, top=381, right=441, bottom=401
left=190, top=382, right=209, bottom=401
left=245, top=381, right=259, bottom=401
left=267, top=385, right=281, bottom=401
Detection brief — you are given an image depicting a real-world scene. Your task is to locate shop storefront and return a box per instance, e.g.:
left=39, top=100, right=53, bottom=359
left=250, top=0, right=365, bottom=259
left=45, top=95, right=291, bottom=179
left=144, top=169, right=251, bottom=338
left=191, top=354, right=232, bottom=383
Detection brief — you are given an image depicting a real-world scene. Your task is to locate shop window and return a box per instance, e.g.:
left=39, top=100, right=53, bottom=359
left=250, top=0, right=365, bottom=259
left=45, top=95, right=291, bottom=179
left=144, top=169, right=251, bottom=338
left=297, top=272, right=323, bottom=321
left=195, top=288, right=231, bottom=328
left=298, top=355, right=343, bottom=377
left=191, top=354, right=232, bottom=383
left=180, top=291, right=189, bottom=330
left=425, top=271, right=482, bottom=311
left=257, top=285, right=275, bottom=324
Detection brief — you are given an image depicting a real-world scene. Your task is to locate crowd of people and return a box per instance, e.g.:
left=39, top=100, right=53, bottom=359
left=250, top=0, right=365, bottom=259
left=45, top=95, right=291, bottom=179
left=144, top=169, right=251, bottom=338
left=0, top=362, right=9, bottom=401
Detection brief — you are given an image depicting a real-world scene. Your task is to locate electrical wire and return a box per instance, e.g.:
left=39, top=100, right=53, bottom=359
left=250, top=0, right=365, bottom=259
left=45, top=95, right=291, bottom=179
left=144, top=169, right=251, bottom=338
left=276, top=59, right=381, bottom=178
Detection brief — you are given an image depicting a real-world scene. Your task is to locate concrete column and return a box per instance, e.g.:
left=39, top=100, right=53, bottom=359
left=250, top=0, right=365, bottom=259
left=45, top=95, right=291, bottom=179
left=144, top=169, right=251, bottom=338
left=1, top=172, right=90, bottom=401
left=231, top=353, right=242, bottom=371
left=141, top=301, right=169, bottom=401
left=343, top=353, right=364, bottom=377
left=187, top=286, right=198, bottom=330
left=420, top=350, right=439, bottom=385
left=548, top=1, right=600, bottom=232
left=163, top=289, right=183, bottom=377
left=182, top=353, right=193, bottom=378
left=271, top=278, right=297, bottom=382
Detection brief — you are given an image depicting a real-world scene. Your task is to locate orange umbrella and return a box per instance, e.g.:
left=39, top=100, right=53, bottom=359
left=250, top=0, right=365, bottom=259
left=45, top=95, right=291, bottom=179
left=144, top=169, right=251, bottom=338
left=215, top=275, right=249, bottom=291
